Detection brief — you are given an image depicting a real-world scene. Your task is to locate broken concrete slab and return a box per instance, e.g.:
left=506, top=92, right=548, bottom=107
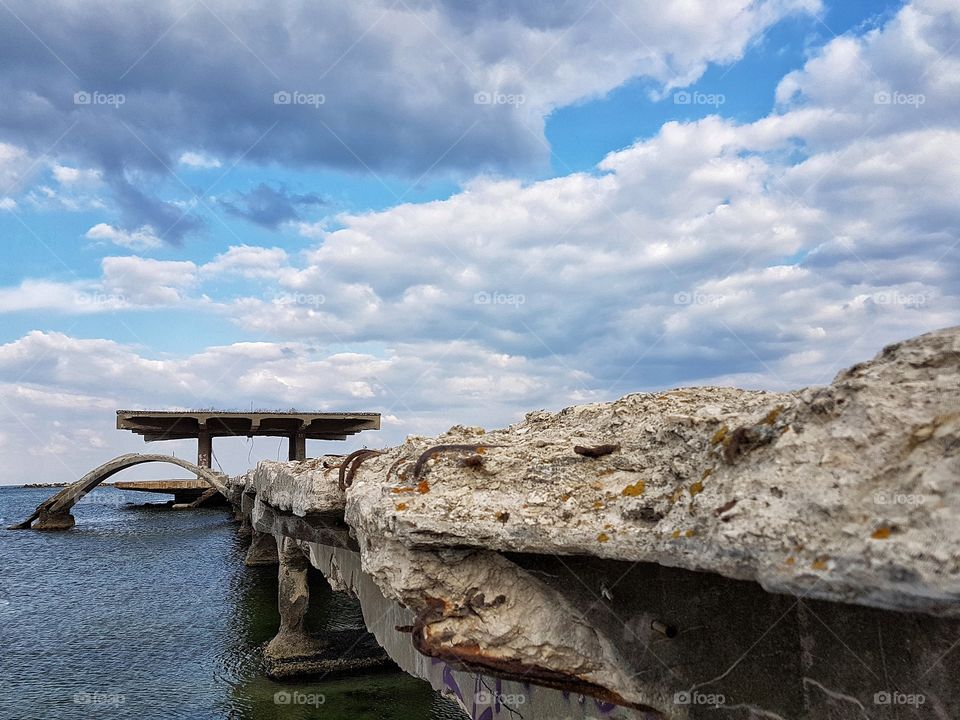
left=343, top=327, right=960, bottom=617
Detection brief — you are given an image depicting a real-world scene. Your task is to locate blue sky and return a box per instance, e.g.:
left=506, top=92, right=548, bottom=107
left=0, top=0, right=956, bottom=483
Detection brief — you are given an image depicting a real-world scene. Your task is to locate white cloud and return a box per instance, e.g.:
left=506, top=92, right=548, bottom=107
left=0, top=142, right=32, bottom=193
left=100, top=256, right=198, bottom=305
left=1, top=0, right=958, bottom=486
left=202, top=245, right=290, bottom=280
left=51, top=164, right=102, bottom=186
left=85, top=223, right=163, bottom=250
left=0, top=197, right=15, bottom=211
left=179, top=151, right=222, bottom=169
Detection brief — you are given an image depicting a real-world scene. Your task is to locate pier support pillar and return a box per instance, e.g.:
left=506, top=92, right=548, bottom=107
left=197, top=428, right=212, bottom=472
left=244, top=529, right=279, bottom=566
left=266, top=537, right=322, bottom=659
left=288, top=430, right=306, bottom=461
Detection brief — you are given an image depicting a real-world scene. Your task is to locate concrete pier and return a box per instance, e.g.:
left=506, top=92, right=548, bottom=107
left=222, top=327, right=960, bottom=719
left=112, top=479, right=225, bottom=505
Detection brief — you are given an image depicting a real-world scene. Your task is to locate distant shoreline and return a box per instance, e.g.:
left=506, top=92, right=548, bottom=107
left=17, top=482, right=118, bottom=489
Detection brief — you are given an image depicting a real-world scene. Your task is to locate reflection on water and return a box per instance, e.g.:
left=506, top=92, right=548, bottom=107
left=0, top=487, right=465, bottom=720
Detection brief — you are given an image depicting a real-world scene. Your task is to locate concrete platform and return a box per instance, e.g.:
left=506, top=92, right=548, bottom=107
left=113, top=479, right=225, bottom=505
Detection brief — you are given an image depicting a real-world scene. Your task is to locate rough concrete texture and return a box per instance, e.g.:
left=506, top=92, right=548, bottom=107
left=356, top=531, right=656, bottom=712
left=265, top=536, right=324, bottom=660
left=252, top=496, right=960, bottom=718
left=244, top=529, right=279, bottom=566
left=243, top=456, right=347, bottom=516
left=343, top=327, right=960, bottom=617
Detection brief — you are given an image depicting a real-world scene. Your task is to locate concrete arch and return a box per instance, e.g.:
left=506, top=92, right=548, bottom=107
left=9, top=453, right=229, bottom=530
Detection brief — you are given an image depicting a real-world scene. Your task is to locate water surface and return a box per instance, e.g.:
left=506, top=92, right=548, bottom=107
left=0, top=487, right=466, bottom=720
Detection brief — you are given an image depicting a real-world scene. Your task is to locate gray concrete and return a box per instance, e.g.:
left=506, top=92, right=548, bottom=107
left=10, top=453, right=229, bottom=530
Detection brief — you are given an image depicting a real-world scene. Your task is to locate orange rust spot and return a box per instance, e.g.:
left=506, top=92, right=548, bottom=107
left=597, top=532, right=609, bottom=543
left=785, top=556, right=796, bottom=566
left=560, top=493, right=571, bottom=502
left=622, top=480, right=645, bottom=497
left=592, top=500, right=604, bottom=510
left=391, top=487, right=415, bottom=494
left=871, top=526, right=892, bottom=540
left=475, top=446, right=487, bottom=454
left=689, top=481, right=704, bottom=497
left=395, top=502, right=408, bottom=511
left=711, top=426, right=728, bottom=445
left=603, top=523, right=613, bottom=530
left=417, top=479, right=430, bottom=494
left=701, top=467, right=713, bottom=480
left=685, top=529, right=696, bottom=538
left=811, top=557, right=829, bottom=571
left=671, top=529, right=682, bottom=539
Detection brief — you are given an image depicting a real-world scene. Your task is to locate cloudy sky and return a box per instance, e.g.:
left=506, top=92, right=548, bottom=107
left=0, top=0, right=957, bottom=485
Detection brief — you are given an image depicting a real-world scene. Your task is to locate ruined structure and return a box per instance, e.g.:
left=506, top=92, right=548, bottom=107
left=231, top=326, right=960, bottom=719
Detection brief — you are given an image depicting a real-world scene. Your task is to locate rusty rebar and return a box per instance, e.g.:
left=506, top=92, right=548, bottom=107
left=412, top=444, right=503, bottom=480
left=338, top=449, right=383, bottom=490
left=573, top=443, right=620, bottom=458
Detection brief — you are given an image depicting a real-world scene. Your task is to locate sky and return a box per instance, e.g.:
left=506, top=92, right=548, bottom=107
left=0, top=0, right=957, bottom=485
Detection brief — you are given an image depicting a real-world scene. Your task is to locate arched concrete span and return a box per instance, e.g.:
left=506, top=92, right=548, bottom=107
left=9, top=453, right=230, bottom=530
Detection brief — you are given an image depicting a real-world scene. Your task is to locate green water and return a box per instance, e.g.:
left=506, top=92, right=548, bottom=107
left=0, top=487, right=466, bottom=720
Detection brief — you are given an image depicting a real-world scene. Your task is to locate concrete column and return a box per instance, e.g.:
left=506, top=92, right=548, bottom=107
left=197, top=427, right=212, bottom=470
left=266, top=536, right=322, bottom=659
left=244, top=529, right=279, bottom=566
left=288, top=429, right=306, bottom=461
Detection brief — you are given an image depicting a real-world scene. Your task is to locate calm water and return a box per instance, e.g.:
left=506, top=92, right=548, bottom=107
left=0, top=487, right=466, bottom=720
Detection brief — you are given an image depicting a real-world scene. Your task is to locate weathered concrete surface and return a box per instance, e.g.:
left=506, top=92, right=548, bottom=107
left=249, top=494, right=960, bottom=719
left=232, top=327, right=960, bottom=718
left=10, top=453, right=230, bottom=530
left=244, top=529, right=279, bottom=566
left=265, top=536, right=324, bottom=660
left=245, top=456, right=347, bottom=516
left=344, top=327, right=960, bottom=618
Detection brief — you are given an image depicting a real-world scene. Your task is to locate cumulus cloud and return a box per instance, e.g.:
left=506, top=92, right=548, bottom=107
left=215, top=0, right=960, bottom=391
left=1, top=0, right=958, bottom=485
left=0, top=0, right=817, bottom=237
left=202, top=245, right=290, bottom=280
left=85, top=223, right=163, bottom=250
